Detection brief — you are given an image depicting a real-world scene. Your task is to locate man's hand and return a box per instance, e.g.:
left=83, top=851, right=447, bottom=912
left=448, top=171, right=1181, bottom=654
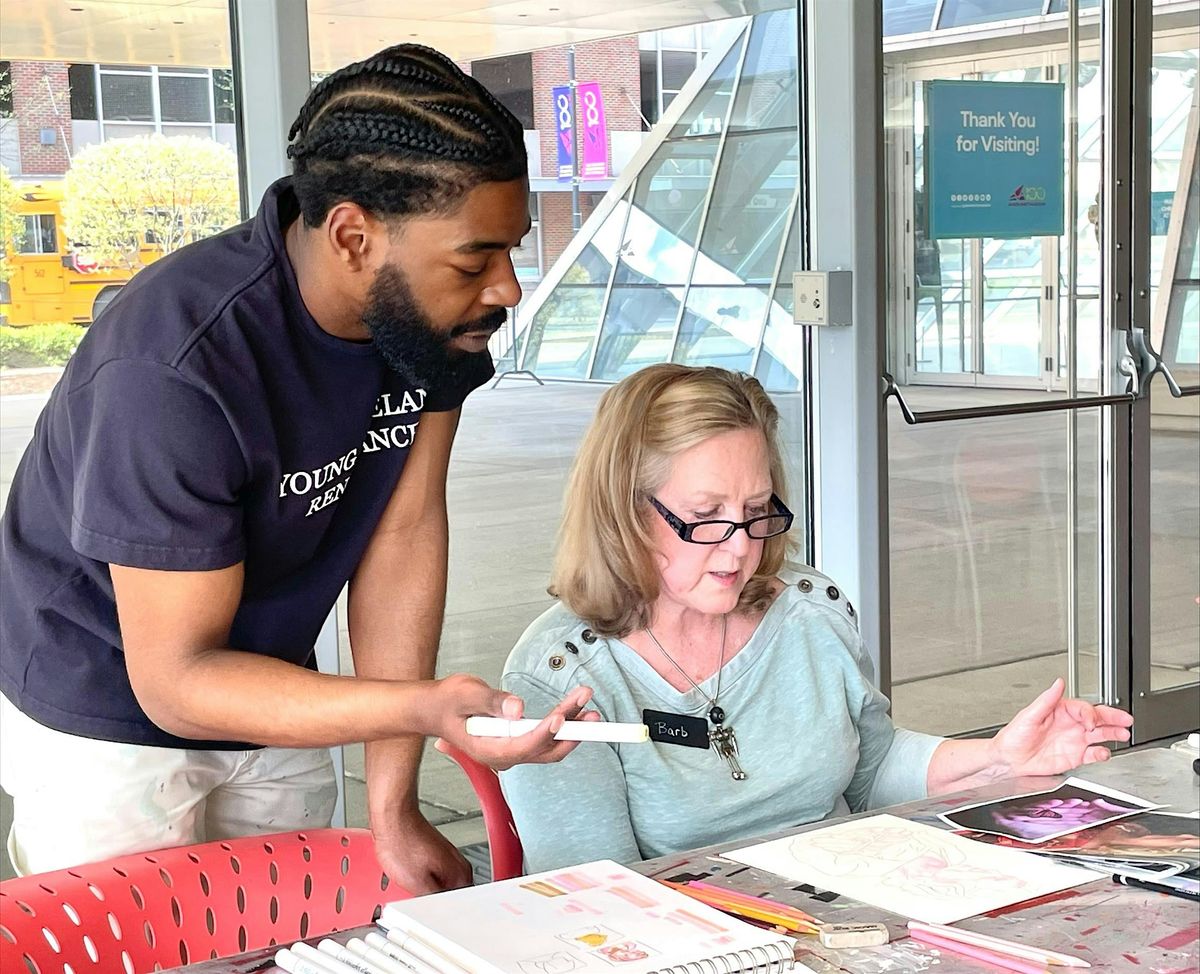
left=372, top=807, right=473, bottom=895
left=431, top=674, right=597, bottom=771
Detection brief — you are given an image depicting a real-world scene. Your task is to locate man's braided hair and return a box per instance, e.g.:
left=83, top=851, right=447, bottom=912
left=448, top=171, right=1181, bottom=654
left=287, top=44, right=527, bottom=227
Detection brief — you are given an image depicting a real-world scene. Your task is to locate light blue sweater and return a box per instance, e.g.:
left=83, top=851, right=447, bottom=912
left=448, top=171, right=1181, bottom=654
left=499, top=566, right=944, bottom=873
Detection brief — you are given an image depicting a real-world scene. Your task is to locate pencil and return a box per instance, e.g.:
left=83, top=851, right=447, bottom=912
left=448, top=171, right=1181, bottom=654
left=663, top=882, right=818, bottom=933
left=909, top=929, right=1051, bottom=974
left=685, top=880, right=821, bottom=926
left=907, top=921, right=1090, bottom=968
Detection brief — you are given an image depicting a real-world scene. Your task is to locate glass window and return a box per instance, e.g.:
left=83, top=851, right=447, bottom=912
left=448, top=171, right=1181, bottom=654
left=883, top=0, right=940, bottom=35
left=592, top=284, right=683, bottom=381
left=0, top=62, right=12, bottom=117
left=68, top=64, right=97, bottom=119
left=100, top=73, right=153, bottom=122
left=158, top=74, right=211, bottom=123
left=937, top=0, right=1046, bottom=29
left=630, top=138, right=719, bottom=247
left=661, top=51, right=697, bottom=92
left=17, top=214, right=58, bottom=255
left=639, top=51, right=659, bottom=125
left=754, top=216, right=803, bottom=392
left=212, top=69, right=235, bottom=124
left=701, top=20, right=743, bottom=52
left=669, top=37, right=743, bottom=138
left=696, top=131, right=797, bottom=284
left=1046, top=0, right=1101, bottom=11
left=673, top=284, right=769, bottom=372
left=729, top=8, right=799, bottom=132
left=521, top=283, right=607, bottom=379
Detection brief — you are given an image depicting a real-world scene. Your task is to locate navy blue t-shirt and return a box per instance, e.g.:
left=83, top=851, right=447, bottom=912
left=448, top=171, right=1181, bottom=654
left=0, top=177, right=493, bottom=748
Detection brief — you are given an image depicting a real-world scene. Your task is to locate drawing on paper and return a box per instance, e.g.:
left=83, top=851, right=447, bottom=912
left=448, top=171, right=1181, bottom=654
left=557, top=924, right=625, bottom=951
left=519, top=951, right=587, bottom=974
left=723, top=814, right=1092, bottom=924
left=785, top=820, right=1032, bottom=899
left=597, top=941, right=655, bottom=964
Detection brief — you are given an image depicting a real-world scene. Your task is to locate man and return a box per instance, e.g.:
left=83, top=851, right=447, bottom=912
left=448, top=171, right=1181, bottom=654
left=0, top=44, right=590, bottom=892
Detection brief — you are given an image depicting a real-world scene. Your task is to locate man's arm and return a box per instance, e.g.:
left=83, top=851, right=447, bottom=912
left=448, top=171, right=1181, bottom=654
left=346, top=408, right=464, bottom=893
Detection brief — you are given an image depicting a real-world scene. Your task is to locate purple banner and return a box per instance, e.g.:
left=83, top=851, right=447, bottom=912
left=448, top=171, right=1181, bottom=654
left=551, top=85, right=573, bottom=181
left=577, top=82, right=608, bottom=180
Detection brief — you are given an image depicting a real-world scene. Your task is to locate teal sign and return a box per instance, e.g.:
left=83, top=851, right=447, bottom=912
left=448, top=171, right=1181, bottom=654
left=925, top=80, right=1064, bottom=240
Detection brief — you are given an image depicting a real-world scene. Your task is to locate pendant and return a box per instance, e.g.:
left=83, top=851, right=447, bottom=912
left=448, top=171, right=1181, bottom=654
left=708, top=704, right=725, bottom=724
left=709, top=723, right=747, bottom=780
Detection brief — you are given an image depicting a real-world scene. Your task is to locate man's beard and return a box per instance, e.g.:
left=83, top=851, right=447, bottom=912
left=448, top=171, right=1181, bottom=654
left=362, top=264, right=506, bottom=388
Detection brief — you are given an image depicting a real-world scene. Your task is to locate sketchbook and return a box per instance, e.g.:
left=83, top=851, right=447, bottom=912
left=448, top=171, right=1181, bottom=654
left=377, top=860, right=795, bottom=974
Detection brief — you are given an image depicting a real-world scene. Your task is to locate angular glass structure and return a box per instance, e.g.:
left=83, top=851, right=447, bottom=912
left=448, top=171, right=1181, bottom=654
left=515, top=9, right=806, bottom=392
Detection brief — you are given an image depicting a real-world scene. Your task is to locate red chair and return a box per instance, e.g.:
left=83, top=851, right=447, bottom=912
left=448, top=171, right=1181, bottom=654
left=0, top=828, right=406, bottom=973
left=438, top=742, right=524, bottom=881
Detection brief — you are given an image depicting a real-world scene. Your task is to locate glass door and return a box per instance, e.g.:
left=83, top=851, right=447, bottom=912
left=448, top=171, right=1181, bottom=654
left=1129, top=10, right=1199, bottom=740
left=902, top=64, right=1056, bottom=389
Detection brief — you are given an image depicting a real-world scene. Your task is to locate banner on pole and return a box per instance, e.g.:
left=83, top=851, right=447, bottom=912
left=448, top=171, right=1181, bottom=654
left=925, top=79, right=1064, bottom=239
left=577, top=82, right=608, bottom=180
left=552, top=85, right=573, bottom=181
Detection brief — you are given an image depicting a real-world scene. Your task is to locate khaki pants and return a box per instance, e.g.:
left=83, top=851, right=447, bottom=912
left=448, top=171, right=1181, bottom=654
left=0, top=694, right=337, bottom=876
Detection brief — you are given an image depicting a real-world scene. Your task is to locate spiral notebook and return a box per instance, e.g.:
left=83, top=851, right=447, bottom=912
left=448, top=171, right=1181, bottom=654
left=377, top=860, right=795, bottom=974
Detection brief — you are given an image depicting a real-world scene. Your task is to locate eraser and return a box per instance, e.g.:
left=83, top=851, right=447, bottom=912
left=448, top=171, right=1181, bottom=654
left=818, top=923, right=890, bottom=948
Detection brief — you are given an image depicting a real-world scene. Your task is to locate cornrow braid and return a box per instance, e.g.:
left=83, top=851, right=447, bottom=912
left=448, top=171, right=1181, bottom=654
left=288, top=43, right=527, bottom=227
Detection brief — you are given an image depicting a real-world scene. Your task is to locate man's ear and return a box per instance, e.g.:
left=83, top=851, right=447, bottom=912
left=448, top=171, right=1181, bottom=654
left=324, top=202, right=387, bottom=273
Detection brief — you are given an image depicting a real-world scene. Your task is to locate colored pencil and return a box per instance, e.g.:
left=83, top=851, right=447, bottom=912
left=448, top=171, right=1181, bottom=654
left=686, top=880, right=822, bottom=926
left=907, top=920, right=1090, bottom=968
left=662, top=882, right=819, bottom=933
left=909, top=929, right=1051, bottom=974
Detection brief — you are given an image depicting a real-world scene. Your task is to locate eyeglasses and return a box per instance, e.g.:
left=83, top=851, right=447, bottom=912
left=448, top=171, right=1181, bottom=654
left=649, top=494, right=794, bottom=545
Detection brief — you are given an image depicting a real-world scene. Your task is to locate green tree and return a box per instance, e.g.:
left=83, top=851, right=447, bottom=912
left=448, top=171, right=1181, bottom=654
left=62, top=134, right=240, bottom=271
left=0, top=166, right=26, bottom=284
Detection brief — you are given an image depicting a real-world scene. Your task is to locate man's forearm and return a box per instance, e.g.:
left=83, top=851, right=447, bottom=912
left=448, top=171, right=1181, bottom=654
left=141, top=649, right=445, bottom=746
left=349, top=512, right=450, bottom=819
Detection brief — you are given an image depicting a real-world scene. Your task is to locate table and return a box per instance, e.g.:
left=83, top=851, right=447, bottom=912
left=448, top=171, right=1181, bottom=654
left=172, top=745, right=1200, bottom=974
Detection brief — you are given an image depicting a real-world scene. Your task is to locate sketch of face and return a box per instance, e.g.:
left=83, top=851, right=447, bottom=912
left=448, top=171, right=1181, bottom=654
left=991, top=797, right=1134, bottom=840
left=598, top=944, right=651, bottom=963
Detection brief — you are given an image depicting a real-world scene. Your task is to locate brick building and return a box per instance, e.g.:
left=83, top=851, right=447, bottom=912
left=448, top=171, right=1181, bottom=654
left=0, top=33, right=666, bottom=282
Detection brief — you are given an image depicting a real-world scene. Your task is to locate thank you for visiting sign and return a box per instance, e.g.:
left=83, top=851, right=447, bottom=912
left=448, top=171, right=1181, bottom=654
left=925, top=79, right=1064, bottom=239
left=577, top=82, right=608, bottom=179
left=552, top=85, right=573, bottom=181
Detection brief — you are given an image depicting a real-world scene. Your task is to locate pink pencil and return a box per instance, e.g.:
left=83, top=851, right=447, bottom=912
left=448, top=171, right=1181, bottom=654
left=909, top=929, right=1050, bottom=974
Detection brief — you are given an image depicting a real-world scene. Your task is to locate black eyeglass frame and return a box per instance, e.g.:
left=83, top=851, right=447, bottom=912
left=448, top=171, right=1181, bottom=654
left=648, top=494, right=795, bottom=545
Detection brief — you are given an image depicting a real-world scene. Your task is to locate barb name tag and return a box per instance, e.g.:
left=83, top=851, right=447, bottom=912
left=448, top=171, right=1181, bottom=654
left=643, top=709, right=710, bottom=749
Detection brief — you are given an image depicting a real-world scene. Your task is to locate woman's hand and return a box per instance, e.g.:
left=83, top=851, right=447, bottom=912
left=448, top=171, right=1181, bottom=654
left=989, top=678, right=1133, bottom=777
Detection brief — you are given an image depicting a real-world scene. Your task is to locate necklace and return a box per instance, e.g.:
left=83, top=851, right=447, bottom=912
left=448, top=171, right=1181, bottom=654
left=644, top=615, right=747, bottom=781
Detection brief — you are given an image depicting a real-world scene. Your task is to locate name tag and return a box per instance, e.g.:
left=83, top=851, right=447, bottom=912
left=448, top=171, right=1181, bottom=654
left=643, top=709, right=710, bottom=749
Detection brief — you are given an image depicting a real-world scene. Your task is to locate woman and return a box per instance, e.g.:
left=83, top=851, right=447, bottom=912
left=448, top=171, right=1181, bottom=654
left=499, top=365, right=1133, bottom=872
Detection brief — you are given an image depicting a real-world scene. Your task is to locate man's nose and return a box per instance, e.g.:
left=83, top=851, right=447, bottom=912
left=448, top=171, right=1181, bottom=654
left=483, top=258, right=522, bottom=307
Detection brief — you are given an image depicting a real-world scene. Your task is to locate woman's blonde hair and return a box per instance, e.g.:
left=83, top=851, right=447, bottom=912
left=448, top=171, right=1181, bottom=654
left=551, top=364, right=792, bottom=636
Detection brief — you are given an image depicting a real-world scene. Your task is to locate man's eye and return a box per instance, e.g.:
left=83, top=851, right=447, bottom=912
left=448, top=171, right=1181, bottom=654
left=456, top=265, right=486, bottom=277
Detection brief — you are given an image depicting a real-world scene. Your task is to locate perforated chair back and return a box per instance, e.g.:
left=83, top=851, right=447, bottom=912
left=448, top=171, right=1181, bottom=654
left=0, top=828, right=403, bottom=973
left=438, top=743, right=525, bottom=881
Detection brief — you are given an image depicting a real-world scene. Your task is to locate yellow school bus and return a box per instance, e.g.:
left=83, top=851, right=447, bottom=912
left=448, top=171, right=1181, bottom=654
left=0, top=181, right=161, bottom=326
